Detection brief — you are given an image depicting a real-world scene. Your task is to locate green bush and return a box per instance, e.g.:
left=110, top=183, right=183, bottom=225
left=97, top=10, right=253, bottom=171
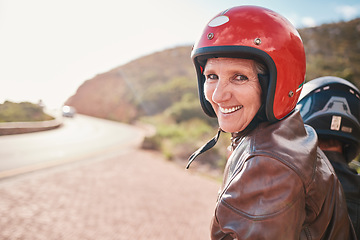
left=0, top=101, right=54, bottom=122
left=140, top=76, right=198, bottom=115
left=141, top=135, right=163, bottom=151
left=140, top=109, right=230, bottom=171
left=165, top=93, right=218, bottom=126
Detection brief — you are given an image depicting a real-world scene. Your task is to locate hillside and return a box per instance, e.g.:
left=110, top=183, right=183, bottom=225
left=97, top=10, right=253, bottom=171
left=299, top=18, right=360, bottom=83
left=66, top=18, right=360, bottom=123
left=65, top=46, right=196, bottom=122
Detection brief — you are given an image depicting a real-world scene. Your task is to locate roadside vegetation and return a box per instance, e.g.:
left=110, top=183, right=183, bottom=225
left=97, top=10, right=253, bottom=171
left=139, top=86, right=232, bottom=174
left=0, top=101, right=54, bottom=122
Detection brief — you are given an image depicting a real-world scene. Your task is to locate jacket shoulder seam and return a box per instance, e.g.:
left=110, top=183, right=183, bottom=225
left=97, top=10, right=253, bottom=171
left=252, top=150, right=309, bottom=188
left=220, top=188, right=304, bottom=221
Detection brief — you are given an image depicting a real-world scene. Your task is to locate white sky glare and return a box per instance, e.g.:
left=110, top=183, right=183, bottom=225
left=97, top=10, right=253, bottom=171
left=0, top=0, right=359, bottom=108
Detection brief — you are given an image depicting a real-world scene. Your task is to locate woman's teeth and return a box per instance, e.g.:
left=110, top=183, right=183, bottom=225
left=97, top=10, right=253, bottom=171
left=220, top=105, right=243, bottom=114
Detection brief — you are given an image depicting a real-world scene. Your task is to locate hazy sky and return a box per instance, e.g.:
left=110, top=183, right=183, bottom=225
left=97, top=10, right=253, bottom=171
left=1, top=0, right=359, bottom=108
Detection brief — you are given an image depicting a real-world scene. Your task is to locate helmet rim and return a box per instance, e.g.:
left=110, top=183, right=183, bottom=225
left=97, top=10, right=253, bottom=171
left=192, top=45, right=278, bottom=122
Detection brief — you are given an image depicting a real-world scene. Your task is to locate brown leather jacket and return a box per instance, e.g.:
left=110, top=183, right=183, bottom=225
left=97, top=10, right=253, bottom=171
left=211, top=111, right=356, bottom=239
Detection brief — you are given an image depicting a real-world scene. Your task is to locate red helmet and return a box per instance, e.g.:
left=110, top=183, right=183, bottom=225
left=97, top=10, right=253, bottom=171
left=191, top=5, right=306, bottom=122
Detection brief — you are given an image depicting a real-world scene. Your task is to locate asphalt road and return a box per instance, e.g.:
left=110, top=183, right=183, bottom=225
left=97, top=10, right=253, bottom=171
left=0, top=114, right=145, bottom=178
left=0, top=115, right=221, bottom=239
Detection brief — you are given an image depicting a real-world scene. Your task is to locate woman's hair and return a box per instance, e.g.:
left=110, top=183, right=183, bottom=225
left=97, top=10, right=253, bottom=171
left=254, top=61, right=268, bottom=75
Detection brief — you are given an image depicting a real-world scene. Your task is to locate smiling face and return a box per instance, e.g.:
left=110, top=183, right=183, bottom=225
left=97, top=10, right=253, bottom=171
left=203, top=58, right=262, bottom=133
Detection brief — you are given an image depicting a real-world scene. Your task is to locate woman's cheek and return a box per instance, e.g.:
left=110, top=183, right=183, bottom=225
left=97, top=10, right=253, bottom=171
left=204, top=82, right=214, bottom=102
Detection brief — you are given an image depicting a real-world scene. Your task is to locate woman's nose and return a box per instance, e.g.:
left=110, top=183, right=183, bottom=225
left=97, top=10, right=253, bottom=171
left=212, top=79, right=231, bottom=104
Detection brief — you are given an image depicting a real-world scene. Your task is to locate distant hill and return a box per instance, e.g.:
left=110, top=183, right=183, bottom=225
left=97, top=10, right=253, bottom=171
left=65, top=46, right=196, bottom=122
left=66, top=18, right=360, bottom=123
left=299, top=18, right=360, bottom=84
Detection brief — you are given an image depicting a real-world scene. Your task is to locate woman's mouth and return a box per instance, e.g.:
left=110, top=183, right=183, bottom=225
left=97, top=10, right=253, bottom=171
left=219, top=105, right=243, bottom=114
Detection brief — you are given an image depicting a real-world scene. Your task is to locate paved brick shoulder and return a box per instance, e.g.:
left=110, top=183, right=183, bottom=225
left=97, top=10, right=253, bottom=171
left=0, top=149, right=220, bottom=240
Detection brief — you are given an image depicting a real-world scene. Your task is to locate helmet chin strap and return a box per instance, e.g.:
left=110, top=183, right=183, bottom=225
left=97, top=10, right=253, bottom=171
left=186, top=128, right=222, bottom=169
left=186, top=106, right=265, bottom=169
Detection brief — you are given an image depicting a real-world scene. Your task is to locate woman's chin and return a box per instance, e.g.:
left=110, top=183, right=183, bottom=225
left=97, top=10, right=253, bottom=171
left=218, top=118, right=248, bottom=133
left=219, top=124, right=243, bottom=133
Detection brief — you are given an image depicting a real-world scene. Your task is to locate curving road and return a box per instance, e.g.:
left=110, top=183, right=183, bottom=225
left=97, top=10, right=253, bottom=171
left=0, top=114, right=146, bottom=177
left=0, top=114, right=221, bottom=239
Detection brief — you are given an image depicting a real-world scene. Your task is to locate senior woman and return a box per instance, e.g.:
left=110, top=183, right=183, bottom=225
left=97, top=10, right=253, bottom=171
left=186, top=6, right=356, bottom=240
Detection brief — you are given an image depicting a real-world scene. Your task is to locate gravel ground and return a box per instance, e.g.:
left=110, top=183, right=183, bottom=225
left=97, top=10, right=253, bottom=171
left=0, top=148, right=220, bottom=240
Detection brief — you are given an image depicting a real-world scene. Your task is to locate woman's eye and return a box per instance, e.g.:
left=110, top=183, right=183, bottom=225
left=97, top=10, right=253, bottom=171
left=234, top=74, right=248, bottom=81
left=206, top=74, right=218, bottom=81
